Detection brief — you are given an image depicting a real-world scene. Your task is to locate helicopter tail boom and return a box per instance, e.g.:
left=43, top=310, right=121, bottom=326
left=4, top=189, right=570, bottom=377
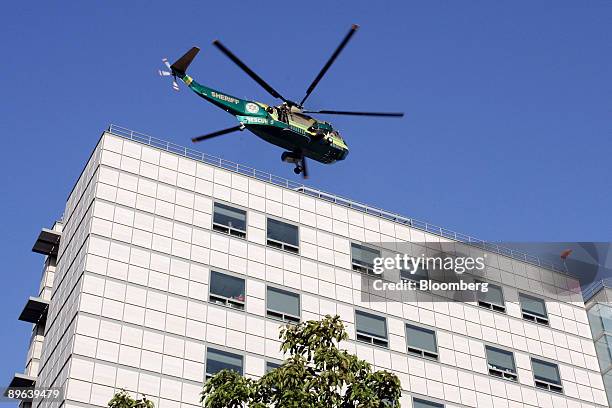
left=170, top=47, right=200, bottom=76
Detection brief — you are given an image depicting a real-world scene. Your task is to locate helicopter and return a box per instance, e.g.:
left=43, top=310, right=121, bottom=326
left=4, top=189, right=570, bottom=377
left=159, top=24, right=403, bottom=178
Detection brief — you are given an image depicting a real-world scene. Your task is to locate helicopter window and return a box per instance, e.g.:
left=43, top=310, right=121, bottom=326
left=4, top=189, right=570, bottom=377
left=213, top=202, right=247, bottom=239
left=292, top=112, right=311, bottom=120
left=266, top=218, right=299, bottom=254
left=289, top=112, right=315, bottom=127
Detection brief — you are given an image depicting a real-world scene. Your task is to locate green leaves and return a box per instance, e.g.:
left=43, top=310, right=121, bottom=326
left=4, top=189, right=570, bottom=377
left=108, top=390, right=155, bottom=408
left=200, top=370, right=253, bottom=408
left=201, top=315, right=401, bottom=408
left=111, top=316, right=401, bottom=407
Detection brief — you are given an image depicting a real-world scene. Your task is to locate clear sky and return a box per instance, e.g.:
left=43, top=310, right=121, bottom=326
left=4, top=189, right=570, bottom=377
left=1, top=1, right=610, bottom=400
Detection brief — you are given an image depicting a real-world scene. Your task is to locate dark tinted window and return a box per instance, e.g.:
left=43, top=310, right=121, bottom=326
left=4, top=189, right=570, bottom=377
left=400, top=262, right=429, bottom=282
left=355, top=310, right=387, bottom=347
left=213, top=203, right=247, bottom=237
left=267, top=286, right=300, bottom=322
left=485, top=346, right=517, bottom=381
left=266, top=361, right=281, bottom=373
left=479, top=283, right=504, bottom=305
left=209, top=271, right=245, bottom=309
left=477, top=282, right=505, bottom=312
left=406, top=324, right=437, bottom=354
left=351, top=243, right=380, bottom=273
left=267, top=218, right=299, bottom=250
left=413, top=398, right=444, bottom=408
left=520, top=293, right=548, bottom=318
left=532, top=358, right=561, bottom=385
left=486, top=346, right=516, bottom=372
left=206, top=348, right=243, bottom=377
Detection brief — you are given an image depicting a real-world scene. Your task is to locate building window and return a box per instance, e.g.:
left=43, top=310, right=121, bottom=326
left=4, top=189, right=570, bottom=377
left=351, top=243, right=380, bottom=275
left=531, top=358, right=563, bottom=393
left=400, top=261, right=429, bottom=283
left=206, top=348, right=243, bottom=379
left=477, top=282, right=505, bottom=313
left=213, top=203, right=247, bottom=238
left=209, top=271, right=245, bottom=310
left=485, top=346, right=517, bottom=381
left=519, top=293, right=549, bottom=325
left=413, top=397, right=444, bottom=408
left=355, top=310, right=388, bottom=347
left=405, top=324, right=438, bottom=360
left=267, top=218, right=299, bottom=253
left=266, top=361, right=281, bottom=373
left=266, top=286, right=300, bottom=323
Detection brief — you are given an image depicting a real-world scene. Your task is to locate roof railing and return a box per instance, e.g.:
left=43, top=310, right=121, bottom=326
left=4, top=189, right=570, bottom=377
left=106, top=124, right=570, bottom=276
left=582, top=278, right=612, bottom=301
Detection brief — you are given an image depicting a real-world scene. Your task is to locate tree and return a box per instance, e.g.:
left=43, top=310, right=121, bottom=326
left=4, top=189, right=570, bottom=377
left=108, top=390, right=155, bottom=408
left=201, top=315, right=401, bottom=408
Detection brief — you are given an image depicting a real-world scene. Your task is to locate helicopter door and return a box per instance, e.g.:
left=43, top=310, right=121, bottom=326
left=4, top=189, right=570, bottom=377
left=278, top=105, right=289, bottom=124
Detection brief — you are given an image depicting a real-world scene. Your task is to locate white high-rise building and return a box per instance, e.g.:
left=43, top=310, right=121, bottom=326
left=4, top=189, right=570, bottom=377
left=9, top=125, right=609, bottom=408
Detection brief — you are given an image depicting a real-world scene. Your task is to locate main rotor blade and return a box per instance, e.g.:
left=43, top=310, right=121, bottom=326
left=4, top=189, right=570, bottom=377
left=191, top=125, right=244, bottom=142
left=302, top=110, right=404, bottom=117
left=299, top=24, right=359, bottom=107
left=213, top=40, right=293, bottom=104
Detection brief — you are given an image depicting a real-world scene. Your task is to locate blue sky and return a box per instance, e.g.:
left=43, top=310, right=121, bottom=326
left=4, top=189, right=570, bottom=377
left=1, top=1, right=610, bottom=399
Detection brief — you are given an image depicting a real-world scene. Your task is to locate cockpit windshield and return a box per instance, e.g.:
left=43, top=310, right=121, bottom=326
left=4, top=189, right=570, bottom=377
left=290, top=112, right=315, bottom=127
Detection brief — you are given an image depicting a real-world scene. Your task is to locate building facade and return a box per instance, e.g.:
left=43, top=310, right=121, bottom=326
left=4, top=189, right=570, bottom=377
left=9, top=222, right=63, bottom=408
left=9, top=126, right=609, bottom=408
left=584, top=280, right=612, bottom=407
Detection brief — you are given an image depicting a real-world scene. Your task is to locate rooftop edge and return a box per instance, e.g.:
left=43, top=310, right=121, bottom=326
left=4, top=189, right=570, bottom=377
left=104, top=124, right=575, bottom=280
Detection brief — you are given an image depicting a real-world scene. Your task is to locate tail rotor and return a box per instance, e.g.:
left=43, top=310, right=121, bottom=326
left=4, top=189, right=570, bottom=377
left=158, top=58, right=180, bottom=91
